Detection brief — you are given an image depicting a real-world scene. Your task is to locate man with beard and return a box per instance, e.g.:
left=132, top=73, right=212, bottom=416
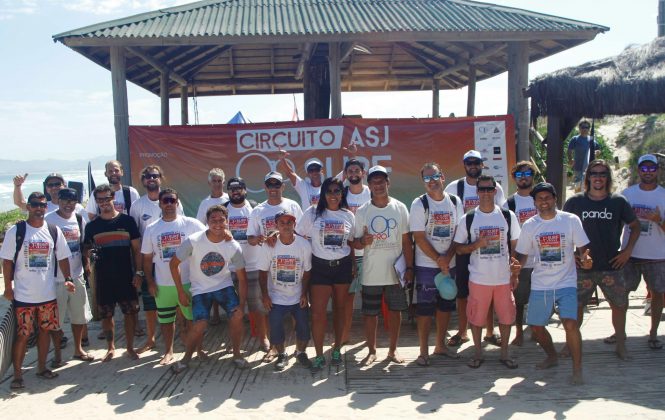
left=141, top=188, right=206, bottom=365
left=563, top=159, right=640, bottom=359
left=621, top=154, right=665, bottom=350
left=278, top=150, right=324, bottom=210
left=225, top=177, right=270, bottom=353
left=84, top=184, right=142, bottom=362
left=196, top=168, right=229, bottom=224
left=445, top=150, right=505, bottom=348
left=13, top=173, right=86, bottom=216
left=130, top=166, right=185, bottom=353
left=503, top=161, right=539, bottom=346
left=86, top=160, right=140, bottom=220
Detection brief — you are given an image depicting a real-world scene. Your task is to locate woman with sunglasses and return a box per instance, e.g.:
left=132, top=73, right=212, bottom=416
left=296, top=177, right=355, bottom=372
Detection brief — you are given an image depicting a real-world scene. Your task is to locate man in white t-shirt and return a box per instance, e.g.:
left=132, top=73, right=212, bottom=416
left=13, top=172, right=86, bottom=217
left=453, top=175, right=520, bottom=369
left=1, top=192, right=75, bottom=389
left=195, top=168, right=230, bottom=224
left=445, top=150, right=505, bottom=348
left=278, top=150, right=324, bottom=210
left=45, top=188, right=94, bottom=364
left=258, top=210, right=313, bottom=371
left=410, top=162, right=464, bottom=366
left=515, top=182, right=591, bottom=385
left=502, top=160, right=539, bottom=346
left=86, top=160, right=140, bottom=220
left=353, top=165, right=413, bottom=365
left=622, top=154, right=665, bottom=350
left=170, top=204, right=248, bottom=373
left=141, top=188, right=206, bottom=365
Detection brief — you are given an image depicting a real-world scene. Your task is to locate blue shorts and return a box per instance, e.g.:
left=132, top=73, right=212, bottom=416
left=415, top=266, right=456, bottom=316
left=526, top=287, right=577, bottom=326
left=191, top=286, right=240, bottom=322
left=269, top=303, right=310, bottom=345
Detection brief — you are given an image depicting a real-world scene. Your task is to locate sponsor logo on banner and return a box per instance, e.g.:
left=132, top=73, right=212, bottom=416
left=139, top=152, right=168, bottom=158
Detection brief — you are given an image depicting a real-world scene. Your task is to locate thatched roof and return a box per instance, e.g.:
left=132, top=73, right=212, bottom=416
left=528, top=37, right=665, bottom=119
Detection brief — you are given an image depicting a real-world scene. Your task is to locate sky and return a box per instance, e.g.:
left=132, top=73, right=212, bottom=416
left=0, top=0, right=658, bottom=161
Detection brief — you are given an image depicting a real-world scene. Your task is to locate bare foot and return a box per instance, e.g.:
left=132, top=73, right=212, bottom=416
left=559, top=344, right=571, bottom=358
left=102, top=350, right=115, bottom=362
left=511, top=334, right=524, bottom=347
left=615, top=343, right=629, bottom=360
left=136, top=342, right=156, bottom=354
left=570, top=371, right=584, bottom=385
left=536, top=356, right=558, bottom=370
left=197, top=350, right=209, bottom=361
left=159, top=353, right=174, bottom=365
left=361, top=352, right=377, bottom=366
left=386, top=352, right=405, bottom=364
left=126, top=348, right=139, bottom=360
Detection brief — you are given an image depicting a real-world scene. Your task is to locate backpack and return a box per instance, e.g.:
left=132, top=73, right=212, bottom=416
left=13, top=221, right=59, bottom=276
left=464, top=208, right=513, bottom=252
left=506, top=195, right=516, bottom=212
left=419, top=193, right=458, bottom=226
left=122, top=186, right=132, bottom=214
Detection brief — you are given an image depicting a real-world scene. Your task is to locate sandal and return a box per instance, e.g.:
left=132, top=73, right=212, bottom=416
left=50, top=360, right=67, bottom=369
left=171, top=361, right=189, bottom=374
left=499, top=358, right=519, bottom=369
left=233, top=358, right=249, bottom=369
left=73, top=353, right=95, bottom=362
left=10, top=378, right=25, bottom=390
left=36, top=369, right=59, bottom=380
left=603, top=334, right=617, bottom=345
left=447, top=334, right=470, bottom=347
left=648, top=339, right=663, bottom=350
left=467, top=358, right=484, bottom=369
left=483, top=334, right=502, bottom=347
left=416, top=355, right=430, bottom=366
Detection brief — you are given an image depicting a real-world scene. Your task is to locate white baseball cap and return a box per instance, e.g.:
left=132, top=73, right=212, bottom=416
left=463, top=150, right=482, bottom=161
left=304, top=158, right=324, bottom=171
left=264, top=171, right=283, bottom=182
left=367, top=165, right=389, bottom=179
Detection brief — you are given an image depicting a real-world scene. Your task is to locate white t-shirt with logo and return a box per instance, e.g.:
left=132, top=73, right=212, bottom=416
left=45, top=212, right=85, bottom=280
left=297, top=207, right=355, bottom=260
left=175, top=231, right=245, bottom=296
left=130, top=194, right=185, bottom=236
left=196, top=193, right=230, bottom=224
left=0, top=223, right=71, bottom=303
left=227, top=201, right=258, bottom=271
left=516, top=211, right=589, bottom=290
left=410, top=193, right=464, bottom=269
left=453, top=206, right=520, bottom=286
left=621, top=185, right=665, bottom=260
left=294, top=175, right=321, bottom=210
left=141, top=216, right=206, bottom=286
left=503, top=194, right=538, bottom=268
left=354, top=198, right=410, bottom=286
left=345, top=185, right=371, bottom=257
left=247, top=198, right=303, bottom=238
left=85, top=186, right=140, bottom=216
left=445, top=179, right=506, bottom=213
left=257, top=236, right=312, bottom=305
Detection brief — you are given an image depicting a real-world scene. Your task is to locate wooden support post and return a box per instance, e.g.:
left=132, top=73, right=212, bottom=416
left=110, top=46, right=131, bottom=185
left=432, top=78, right=440, bottom=118
left=467, top=64, right=476, bottom=116
left=180, top=85, right=188, bottom=125
left=329, top=42, right=342, bottom=118
left=161, top=71, right=169, bottom=126
left=546, top=115, right=565, bottom=208
left=304, top=57, right=330, bottom=120
left=507, top=41, right=529, bottom=162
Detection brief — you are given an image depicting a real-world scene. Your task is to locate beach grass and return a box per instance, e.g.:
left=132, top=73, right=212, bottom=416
left=0, top=208, right=25, bottom=240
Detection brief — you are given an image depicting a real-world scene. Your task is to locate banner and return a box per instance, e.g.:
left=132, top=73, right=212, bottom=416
left=129, top=116, right=516, bottom=216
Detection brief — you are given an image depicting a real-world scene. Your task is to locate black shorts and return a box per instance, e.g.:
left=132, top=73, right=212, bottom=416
left=455, top=254, right=471, bottom=299
left=513, top=268, right=533, bottom=306
left=310, top=254, right=353, bottom=286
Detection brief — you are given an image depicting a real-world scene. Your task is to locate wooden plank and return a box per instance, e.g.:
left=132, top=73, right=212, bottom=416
left=160, top=71, right=170, bottom=126
left=431, top=78, right=440, bottom=118
left=180, top=85, right=188, bottom=125
left=467, top=64, right=476, bottom=116
left=329, top=42, right=342, bottom=118
left=507, top=41, right=529, bottom=161
left=126, top=46, right=187, bottom=86
left=110, top=46, right=131, bottom=185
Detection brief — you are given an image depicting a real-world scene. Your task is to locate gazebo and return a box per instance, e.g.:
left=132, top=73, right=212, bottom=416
left=528, top=37, right=665, bottom=205
left=53, top=0, right=608, bottom=183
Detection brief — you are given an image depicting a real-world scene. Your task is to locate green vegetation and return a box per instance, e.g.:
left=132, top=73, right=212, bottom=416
left=628, top=126, right=665, bottom=186
left=616, top=114, right=665, bottom=147
left=0, top=209, right=25, bottom=239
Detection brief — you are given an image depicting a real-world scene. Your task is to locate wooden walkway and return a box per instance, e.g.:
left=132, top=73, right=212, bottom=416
left=1, top=285, right=665, bottom=418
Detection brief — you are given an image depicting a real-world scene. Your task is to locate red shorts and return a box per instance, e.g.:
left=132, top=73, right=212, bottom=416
left=15, top=300, right=60, bottom=337
left=467, top=282, right=516, bottom=327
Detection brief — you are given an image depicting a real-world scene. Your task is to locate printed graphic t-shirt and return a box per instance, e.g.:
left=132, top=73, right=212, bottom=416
left=503, top=193, right=538, bottom=268
left=445, top=179, right=506, bottom=213
left=621, top=185, right=665, bottom=260
left=297, top=207, right=355, bottom=260
left=294, top=175, right=321, bottom=210
left=257, top=236, right=312, bottom=305
left=45, top=211, right=85, bottom=280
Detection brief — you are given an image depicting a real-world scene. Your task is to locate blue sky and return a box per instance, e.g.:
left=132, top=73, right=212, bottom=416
left=0, top=0, right=657, bottom=161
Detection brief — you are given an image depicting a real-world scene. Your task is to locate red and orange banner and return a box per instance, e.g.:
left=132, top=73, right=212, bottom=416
left=129, top=116, right=515, bottom=215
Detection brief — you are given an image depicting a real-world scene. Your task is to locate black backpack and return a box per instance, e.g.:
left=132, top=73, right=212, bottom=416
left=419, top=193, right=459, bottom=226
left=122, top=185, right=132, bottom=214
left=506, top=195, right=516, bottom=212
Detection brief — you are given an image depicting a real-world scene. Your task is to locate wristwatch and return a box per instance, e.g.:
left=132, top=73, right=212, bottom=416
left=135, top=270, right=145, bottom=277
left=65, top=276, right=74, bottom=282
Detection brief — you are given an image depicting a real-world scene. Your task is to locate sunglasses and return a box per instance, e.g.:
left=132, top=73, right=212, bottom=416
left=477, top=186, right=496, bottom=192
left=46, top=182, right=63, bottom=188
left=514, top=170, right=533, bottom=179
left=588, top=171, right=609, bottom=178
left=464, top=160, right=482, bottom=166
left=307, top=166, right=322, bottom=173
left=28, top=202, right=48, bottom=208
left=229, top=186, right=244, bottom=192
left=639, top=165, right=658, bottom=173
left=143, top=173, right=161, bottom=180
left=326, top=188, right=342, bottom=195
left=161, top=197, right=177, bottom=204
left=265, top=182, right=282, bottom=189
left=95, top=196, right=114, bottom=203
left=422, top=173, right=442, bottom=182
left=579, top=125, right=590, bottom=129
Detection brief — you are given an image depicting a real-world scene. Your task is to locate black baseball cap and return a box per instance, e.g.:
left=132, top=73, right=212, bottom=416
left=227, top=177, right=246, bottom=189
left=530, top=182, right=557, bottom=198
left=58, top=188, right=78, bottom=201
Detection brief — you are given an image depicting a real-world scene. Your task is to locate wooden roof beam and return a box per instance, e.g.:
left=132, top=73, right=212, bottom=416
left=295, top=42, right=314, bottom=80
left=179, top=46, right=233, bottom=80
left=396, top=42, right=449, bottom=71
left=434, top=43, right=507, bottom=79
left=127, top=46, right=187, bottom=86
left=414, top=42, right=459, bottom=66
left=229, top=47, right=235, bottom=77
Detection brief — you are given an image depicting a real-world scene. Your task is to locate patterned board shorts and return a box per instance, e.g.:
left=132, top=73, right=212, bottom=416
left=623, top=259, right=665, bottom=294
left=15, top=300, right=60, bottom=337
left=577, top=269, right=628, bottom=307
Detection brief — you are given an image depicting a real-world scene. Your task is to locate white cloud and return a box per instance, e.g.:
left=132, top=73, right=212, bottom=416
left=0, top=0, right=37, bottom=19
left=59, top=0, right=192, bottom=15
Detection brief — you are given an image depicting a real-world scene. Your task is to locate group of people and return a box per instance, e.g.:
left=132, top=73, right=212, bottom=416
left=3, top=131, right=663, bottom=391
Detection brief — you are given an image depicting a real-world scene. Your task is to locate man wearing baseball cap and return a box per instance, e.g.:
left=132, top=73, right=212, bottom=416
left=353, top=165, right=413, bottom=365
left=13, top=173, right=86, bottom=216
left=278, top=150, right=324, bottom=210
left=515, top=182, right=592, bottom=384
left=622, top=154, right=665, bottom=350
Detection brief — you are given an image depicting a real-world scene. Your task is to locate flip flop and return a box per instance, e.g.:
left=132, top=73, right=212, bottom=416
left=416, top=355, right=430, bottom=366
left=233, top=358, right=249, bottom=369
left=604, top=334, right=617, bottom=344
left=171, top=361, right=189, bottom=374
left=499, top=358, right=519, bottom=369
left=50, top=360, right=67, bottom=369
left=73, top=353, right=95, bottom=362
left=36, top=369, right=59, bottom=380
left=386, top=353, right=405, bottom=364
left=483, top=334, right=502, bottom=347
left=433, top=351, right=461, bottom=359
left=648, top=339, right=663, bottom=350
left=467, top=358, right=484, bottom=369
left=10, top=378, right=25, bottom=390
left=447, top=334, right=470, bottom=347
